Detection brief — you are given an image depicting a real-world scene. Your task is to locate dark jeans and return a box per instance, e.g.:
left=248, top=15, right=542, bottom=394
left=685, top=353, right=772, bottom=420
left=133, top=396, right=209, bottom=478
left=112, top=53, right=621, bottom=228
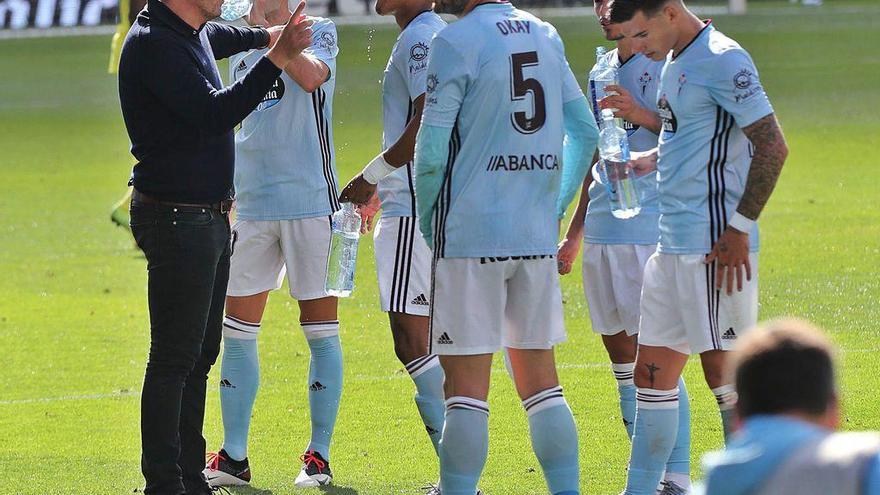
left=131, top=200, right=231, bottom=495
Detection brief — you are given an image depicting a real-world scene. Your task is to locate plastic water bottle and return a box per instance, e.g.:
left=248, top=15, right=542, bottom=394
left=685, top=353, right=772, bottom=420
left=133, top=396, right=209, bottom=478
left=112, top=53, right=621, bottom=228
left=325, top=203, right=361, bottom=297
left=598, top=109, right=641, bottom=219
left=588, top=46, right=620, bottom=129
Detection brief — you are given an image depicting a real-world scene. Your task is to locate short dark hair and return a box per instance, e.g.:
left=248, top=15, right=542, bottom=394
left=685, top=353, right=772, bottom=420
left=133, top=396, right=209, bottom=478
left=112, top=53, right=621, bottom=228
left=731, top=319, right=837, bottom=419
left=608, top=0, right=671, bottom=23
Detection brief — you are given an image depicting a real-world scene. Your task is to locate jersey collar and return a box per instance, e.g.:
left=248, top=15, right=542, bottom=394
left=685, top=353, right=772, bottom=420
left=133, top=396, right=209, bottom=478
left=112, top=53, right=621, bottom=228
left=403, top=9, right=435, bottom=31
left=671, top=19, right=713, bottom=61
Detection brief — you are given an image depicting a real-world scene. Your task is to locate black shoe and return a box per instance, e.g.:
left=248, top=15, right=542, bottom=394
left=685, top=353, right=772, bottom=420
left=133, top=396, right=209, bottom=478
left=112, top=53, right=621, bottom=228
left=202, top=449, right=251, bottom=487
left=295, top=450, right=333, bottom=487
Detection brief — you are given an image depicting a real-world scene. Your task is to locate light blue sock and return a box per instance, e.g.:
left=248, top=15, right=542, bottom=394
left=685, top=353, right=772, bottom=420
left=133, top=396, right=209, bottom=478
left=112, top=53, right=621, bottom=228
left=712, top=384, right=738, bottom=444
left=624, top=387, right=679, bottom=495
left=612, top=362, right=637, bottom=439
left=219, top=316, right=261, bottom=461
left=523, top=387, right=580, bottom=495
left=440, top=397, right=489, bottom=495
left=406, top=354, right=446, bottom=455
left=302, top=321, right=343, bottom=459
left=665, top=378, right=691, bottom=485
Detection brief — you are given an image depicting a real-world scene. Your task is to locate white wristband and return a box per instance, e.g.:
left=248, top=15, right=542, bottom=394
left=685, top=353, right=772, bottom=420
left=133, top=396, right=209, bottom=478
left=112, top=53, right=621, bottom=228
left=728, top=212, right=756, bottom=233
left=361, top=153, right=397, bottom=185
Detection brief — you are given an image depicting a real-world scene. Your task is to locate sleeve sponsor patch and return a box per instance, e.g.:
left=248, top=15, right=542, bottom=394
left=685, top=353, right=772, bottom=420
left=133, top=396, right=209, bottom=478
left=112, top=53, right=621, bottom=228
left=732, top=67, right=761, bottom=103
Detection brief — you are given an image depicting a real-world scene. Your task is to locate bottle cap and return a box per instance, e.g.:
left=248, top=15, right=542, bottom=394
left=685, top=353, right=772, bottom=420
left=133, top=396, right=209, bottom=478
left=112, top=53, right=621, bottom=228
left=601, top=108, right=615, bottom=121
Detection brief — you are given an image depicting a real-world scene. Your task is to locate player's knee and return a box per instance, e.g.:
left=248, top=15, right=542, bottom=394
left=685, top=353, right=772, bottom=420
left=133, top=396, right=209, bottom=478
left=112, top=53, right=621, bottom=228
left=603, top=332, right=637, bottom=363
left=389, top=313, right=429, bottom=364
left=700, top=351, right=728, bottom=388
left=300, top=319, right=340, bottom=340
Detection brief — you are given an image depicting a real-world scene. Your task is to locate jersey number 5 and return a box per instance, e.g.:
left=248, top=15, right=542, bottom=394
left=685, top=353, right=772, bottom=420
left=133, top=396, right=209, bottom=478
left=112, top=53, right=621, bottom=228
left=510, top=51, right=547, bottom=135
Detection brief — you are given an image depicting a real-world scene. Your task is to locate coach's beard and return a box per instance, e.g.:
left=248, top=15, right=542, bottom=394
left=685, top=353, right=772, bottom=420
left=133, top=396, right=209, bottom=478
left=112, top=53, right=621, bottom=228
left=433, top=0, right=467, bottom=15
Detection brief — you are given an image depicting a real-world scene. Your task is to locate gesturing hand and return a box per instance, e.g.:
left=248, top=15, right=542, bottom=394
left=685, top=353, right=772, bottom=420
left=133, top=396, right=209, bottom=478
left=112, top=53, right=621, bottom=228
left=266, top=2, right=312, bottom=69
left=339, top=174, right=377, bottom=206
left=705, top=226, right=752, bottom=295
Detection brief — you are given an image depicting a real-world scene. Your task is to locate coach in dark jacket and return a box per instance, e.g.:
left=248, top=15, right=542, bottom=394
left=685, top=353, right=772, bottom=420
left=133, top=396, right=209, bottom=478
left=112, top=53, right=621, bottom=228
left=118, top=0, right=312, bottom=493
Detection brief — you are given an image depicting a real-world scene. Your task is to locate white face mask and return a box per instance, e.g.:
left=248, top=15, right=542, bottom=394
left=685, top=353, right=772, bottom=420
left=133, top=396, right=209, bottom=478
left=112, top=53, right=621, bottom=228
left=219, top=0, right=251, bottom=21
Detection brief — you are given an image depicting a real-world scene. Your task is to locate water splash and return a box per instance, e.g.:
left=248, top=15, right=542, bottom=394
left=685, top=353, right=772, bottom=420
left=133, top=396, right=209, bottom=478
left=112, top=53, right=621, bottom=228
left=366, top=28, right=376, bottom=63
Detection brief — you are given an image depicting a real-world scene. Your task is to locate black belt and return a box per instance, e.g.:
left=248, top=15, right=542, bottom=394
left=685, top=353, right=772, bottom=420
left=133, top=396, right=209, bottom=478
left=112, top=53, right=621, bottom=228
left=132, top=189, right=233, bottom=214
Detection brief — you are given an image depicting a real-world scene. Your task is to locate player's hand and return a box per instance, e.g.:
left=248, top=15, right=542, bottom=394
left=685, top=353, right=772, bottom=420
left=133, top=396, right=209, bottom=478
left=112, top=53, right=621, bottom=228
left=266, top=25, right=283, bottom=45
left=248, top=0, right=270, bottom=27
left=557, top=235, right=582, bottom=275
left=629, top=149, right=657, bottom=176
left=356, top=193, right=381, bottom=235
left=600, top=85, right=650, bottom=127
left=266, top=2, right=312, bottom=69
left=339, top=174, right=377, bottom=206
left=705, top=226, right=752, bottom=295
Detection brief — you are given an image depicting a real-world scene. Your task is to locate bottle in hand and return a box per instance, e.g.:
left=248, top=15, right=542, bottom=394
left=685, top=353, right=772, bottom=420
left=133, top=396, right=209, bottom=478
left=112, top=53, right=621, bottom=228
left=598, top=109, right=641, bottom=219
left=325, top=203, right=362, bottom=297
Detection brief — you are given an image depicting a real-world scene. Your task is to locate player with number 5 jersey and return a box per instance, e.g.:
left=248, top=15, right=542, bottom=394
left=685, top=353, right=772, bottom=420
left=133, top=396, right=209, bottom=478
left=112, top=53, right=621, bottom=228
left=414, top=1, right=599, bottom=494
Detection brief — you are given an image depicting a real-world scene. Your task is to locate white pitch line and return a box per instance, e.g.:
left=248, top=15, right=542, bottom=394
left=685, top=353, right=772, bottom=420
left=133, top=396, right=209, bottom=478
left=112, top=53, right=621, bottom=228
left=0, top=390, right=139, bottom=405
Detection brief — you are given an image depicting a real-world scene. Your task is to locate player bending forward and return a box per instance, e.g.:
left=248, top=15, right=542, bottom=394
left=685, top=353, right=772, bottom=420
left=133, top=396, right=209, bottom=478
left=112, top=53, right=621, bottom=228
left=202, top=3, right=343, bottom=488
left=338, top=0, right=448, bottom=483
left=415, top=1, right=599, bottom=494
left=557, top=1, right=691, bottom=492
left=607, top=0, right=788, bottom=493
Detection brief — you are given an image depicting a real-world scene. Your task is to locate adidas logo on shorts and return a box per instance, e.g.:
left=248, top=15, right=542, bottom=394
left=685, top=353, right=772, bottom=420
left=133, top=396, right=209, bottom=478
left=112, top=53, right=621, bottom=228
left=220, top=379, right=235, bottom=389
left=309, top=381, right=327, bottom=391
left=436, top=332, right=453, bottom=345
left=411, top=294, right=429, bottom=306
left=722, top=328, right=737, bottom=340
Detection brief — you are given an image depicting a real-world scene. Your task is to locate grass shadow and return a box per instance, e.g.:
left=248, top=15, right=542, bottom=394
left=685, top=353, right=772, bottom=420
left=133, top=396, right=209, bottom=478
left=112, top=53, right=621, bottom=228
left=318, top=485, right=360, bottom=495
left=227, top=487, right=274, bottom=495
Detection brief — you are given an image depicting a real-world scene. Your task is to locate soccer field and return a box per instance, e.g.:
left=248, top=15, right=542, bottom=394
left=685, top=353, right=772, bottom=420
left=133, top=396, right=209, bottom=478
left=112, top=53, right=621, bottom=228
left=0, top=2, right=879, bottom=494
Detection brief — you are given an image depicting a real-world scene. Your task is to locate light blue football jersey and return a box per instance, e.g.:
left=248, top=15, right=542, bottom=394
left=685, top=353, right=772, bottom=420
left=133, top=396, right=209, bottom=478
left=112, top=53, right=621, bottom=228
left=378, top=11, right=446, bottom=218
left=421, top=3, right=584, bottom=258
left=229, top=18, right=340, bottom=221
left=585, top=49, right=663, bottom=245
left=655, top=22, right=773, bottom=254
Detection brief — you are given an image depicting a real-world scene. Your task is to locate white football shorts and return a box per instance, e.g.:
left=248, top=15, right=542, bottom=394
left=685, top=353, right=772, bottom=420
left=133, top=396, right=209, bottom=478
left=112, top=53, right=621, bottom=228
left=638, top=252, right=759, bottom=355
left=227, top=217, right=332, bottom=301
left=373, top=216, right=432, bottom=316
left=429, top=256, right=566, bottom=355
left=582, top=243, right=657, bottom=336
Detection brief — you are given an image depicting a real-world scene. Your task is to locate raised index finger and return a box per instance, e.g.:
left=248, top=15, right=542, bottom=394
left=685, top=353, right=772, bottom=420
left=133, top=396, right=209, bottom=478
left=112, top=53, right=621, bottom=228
left=290, top=1, right=306, bottom=22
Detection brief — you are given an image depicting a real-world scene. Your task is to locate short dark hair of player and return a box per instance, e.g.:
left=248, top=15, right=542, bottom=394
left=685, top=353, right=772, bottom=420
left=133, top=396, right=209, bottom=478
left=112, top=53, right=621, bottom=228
left=608, top=0, right=672, bottom=24
left=730, top=319, right=838, bottom=419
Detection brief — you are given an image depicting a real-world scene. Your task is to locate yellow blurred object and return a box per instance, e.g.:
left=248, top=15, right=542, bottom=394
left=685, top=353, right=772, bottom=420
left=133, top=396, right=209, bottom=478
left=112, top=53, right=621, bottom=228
left=107, top=0, right=131, bottom=74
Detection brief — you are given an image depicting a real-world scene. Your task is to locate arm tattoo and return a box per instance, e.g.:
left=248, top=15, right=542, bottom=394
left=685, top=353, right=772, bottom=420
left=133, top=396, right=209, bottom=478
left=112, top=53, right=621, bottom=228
left=645, top=362, right=660, bottom=387
left=738, top=113, right=789, bottom=220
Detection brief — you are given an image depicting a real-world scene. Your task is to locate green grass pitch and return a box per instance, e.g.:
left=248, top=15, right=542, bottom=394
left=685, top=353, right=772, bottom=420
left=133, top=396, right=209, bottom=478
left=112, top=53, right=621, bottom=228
left=0, top=2, right=878, bottom=493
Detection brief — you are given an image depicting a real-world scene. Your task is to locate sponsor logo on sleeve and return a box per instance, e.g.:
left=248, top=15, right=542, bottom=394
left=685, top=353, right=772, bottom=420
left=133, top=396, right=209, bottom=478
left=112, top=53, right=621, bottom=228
left=409, top=42, right=429, bottom=75
left=318, top=31, right=336, bottom=49
left=733, top=68, right=761, bottom=103
left=426, top=73, right=439, bottom=105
